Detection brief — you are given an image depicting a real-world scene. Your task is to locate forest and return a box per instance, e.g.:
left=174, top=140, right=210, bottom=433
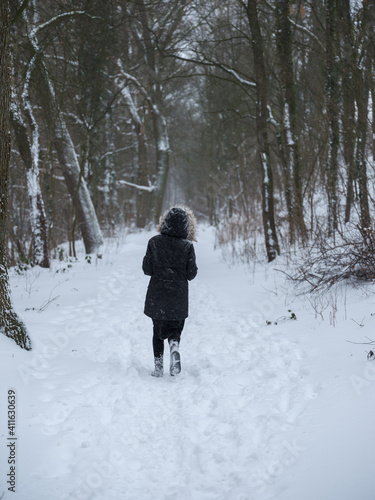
left=1, top=0, right=375, bottom=350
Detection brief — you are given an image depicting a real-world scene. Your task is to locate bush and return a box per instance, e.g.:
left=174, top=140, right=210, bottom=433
left=287, top=224, right=375, bottom=292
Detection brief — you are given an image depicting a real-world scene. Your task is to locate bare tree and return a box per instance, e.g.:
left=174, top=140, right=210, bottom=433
left=0, top=0, right=32, bottom=350
left=26, top=8, right=104, bottom=255
left=11, top=98, right=49, bottom=268
left=115, top=67, right=152, bottom=228
left=124, top=0, right=193, bottom=220
left=338, top=0, right=356, bottom=224
left=275, top=0, right=306, bottom=242
left=246, top=0, right=280, bottom=261
left=325, top=0, right=340, bottom=234
left=354, top=0, right=373, bottom=228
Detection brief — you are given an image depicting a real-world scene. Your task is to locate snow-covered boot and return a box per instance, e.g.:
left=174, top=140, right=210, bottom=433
left=151, top=356, right=164, bottom=377
left=169, top=340, right=181, bottom=376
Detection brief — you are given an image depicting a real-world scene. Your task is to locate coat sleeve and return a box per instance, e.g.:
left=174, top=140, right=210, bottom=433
left=186, top=244, right=198, bottom=281
left=142, top=242, right=153, bottom=276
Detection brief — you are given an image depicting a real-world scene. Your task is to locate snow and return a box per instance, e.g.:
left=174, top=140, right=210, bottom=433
left=284, top=103, right=294, bottom=147
left=118, top=180, right=155, bottom=192
left=31, top=11, right=86, bottom=37
left=350, top=0, right=363, bottom=12
left=157, top=130, right=170, bottom=153
left=218, top=65, right=256, bottom=88
left=261, top=153, right=269, bottom=184
left=118, top=84, right=142, bottom=127
left=53, top=119, right=104, bottom=252
left=1, top=226, right=375, bottom=499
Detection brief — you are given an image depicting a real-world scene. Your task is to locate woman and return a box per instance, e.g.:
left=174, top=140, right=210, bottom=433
left=142, top=205, right=198, bottom=377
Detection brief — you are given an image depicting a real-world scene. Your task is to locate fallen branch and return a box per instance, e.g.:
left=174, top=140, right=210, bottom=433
left=346, top=337, right=375, bottom=360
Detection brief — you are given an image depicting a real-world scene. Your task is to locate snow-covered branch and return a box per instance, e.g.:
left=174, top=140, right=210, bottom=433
left=118, top=84, right=142, bottom=127
left=288, top=17, right=325, bottom=51
left=267, top=105, right=278, bottom=128
left=45, top=54, right=79, bottom=67
left=31, top=11, right=101, bottom=37
left=165, top=51, right=256, bottom=88
left=118, top=180, right=155, bottom=192
left=217, top=64, right=256, bottom=88
left=100, top=146, right=134, bottom=161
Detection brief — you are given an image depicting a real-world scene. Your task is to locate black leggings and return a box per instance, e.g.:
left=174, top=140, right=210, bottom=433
left=152, top=319, right=185, bottom=359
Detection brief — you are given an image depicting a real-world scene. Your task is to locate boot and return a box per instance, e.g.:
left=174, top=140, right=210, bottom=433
left=169, top=340, right=181, bottom=376
left=151, top=356, right=163, bottom=377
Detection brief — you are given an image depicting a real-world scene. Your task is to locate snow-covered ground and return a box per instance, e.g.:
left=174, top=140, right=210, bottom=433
left=1, top=226, right=374, bottom=500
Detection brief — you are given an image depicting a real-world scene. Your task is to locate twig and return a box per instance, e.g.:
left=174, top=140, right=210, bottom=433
left=346, top=337, right=375, bottom=345
left=350, top=317, right=366, bottom=327
left=37, top=280, right=67, bottom=313
left=38, top=295, right=60, bottom=313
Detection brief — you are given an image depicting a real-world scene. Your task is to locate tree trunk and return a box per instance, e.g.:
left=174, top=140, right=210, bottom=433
left=120, top=84, right=151, bottom=227
left=0, top=0, right=32, bottom=350
left=246, top=0, right=280, bottom=262
left=273, top=104, right=294, bottom=239
left=53, top=117, right=104, bottom=254
left=275, top=0, right=306, bottom=242
left=338, top=0, right=356, bottom=223
left=38, top=70, right=104, bottom=254
left=325, top=0, right=340, bottom=234
left=371, top=72, right=375, bottom=168
left=24, top=15, right=103, bottom=256
left=136, top=126, right=151, bottom=227
left=371, top=0, right=375, bottom=163
left=10, top=101, right=49, bottom=267
left=152, top=96, right=170, bottom=221
left=103, top=112, right=118, bottom=229
left=355, top=71, right=370, bottom=228
left=355, top=1, right=373, bottom=228
left=133, top=0, right=171, bottom=221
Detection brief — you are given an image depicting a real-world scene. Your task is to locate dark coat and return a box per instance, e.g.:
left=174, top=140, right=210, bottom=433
left=142, top=207, right=198, bottom=320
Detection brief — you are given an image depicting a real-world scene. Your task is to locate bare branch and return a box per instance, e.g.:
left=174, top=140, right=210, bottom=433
left=118, top=180, right=155, bottom=192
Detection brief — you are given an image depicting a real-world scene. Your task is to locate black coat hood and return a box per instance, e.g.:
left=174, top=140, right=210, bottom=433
left=160, top=207, right=189, bottom=239
left=157, top=205, right=197, bottom=241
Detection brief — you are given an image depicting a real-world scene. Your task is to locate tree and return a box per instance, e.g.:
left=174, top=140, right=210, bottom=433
left=338, top=0, right=356, bottom=224
left=354, top=0, right=373, bottom=229
left=5, top=0, right=375, bottom=269
left=246, top=0, right=280, bottom=261
left=325, top=0, right=340, bottom=234
left=26, top=6, right=104, bottom=255
left=123, top=0, right=193, bottom=220
left=11, top=98, right=50, bottom=268
left=0, top=0, right=32, bottom=350
left=275, top=0, right=306, bottom=242
left=115, top=67, right=153, bottom=228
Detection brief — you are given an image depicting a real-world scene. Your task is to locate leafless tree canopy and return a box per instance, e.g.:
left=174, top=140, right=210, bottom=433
left=2, top=0, right=375, bottom=347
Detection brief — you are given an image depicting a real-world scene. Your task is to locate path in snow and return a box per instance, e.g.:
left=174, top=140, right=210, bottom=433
left=3, top=228, right=317, bottom=500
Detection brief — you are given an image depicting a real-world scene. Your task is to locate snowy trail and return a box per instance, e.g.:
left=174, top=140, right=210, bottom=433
left=0, top=228, right=334, bottom=499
